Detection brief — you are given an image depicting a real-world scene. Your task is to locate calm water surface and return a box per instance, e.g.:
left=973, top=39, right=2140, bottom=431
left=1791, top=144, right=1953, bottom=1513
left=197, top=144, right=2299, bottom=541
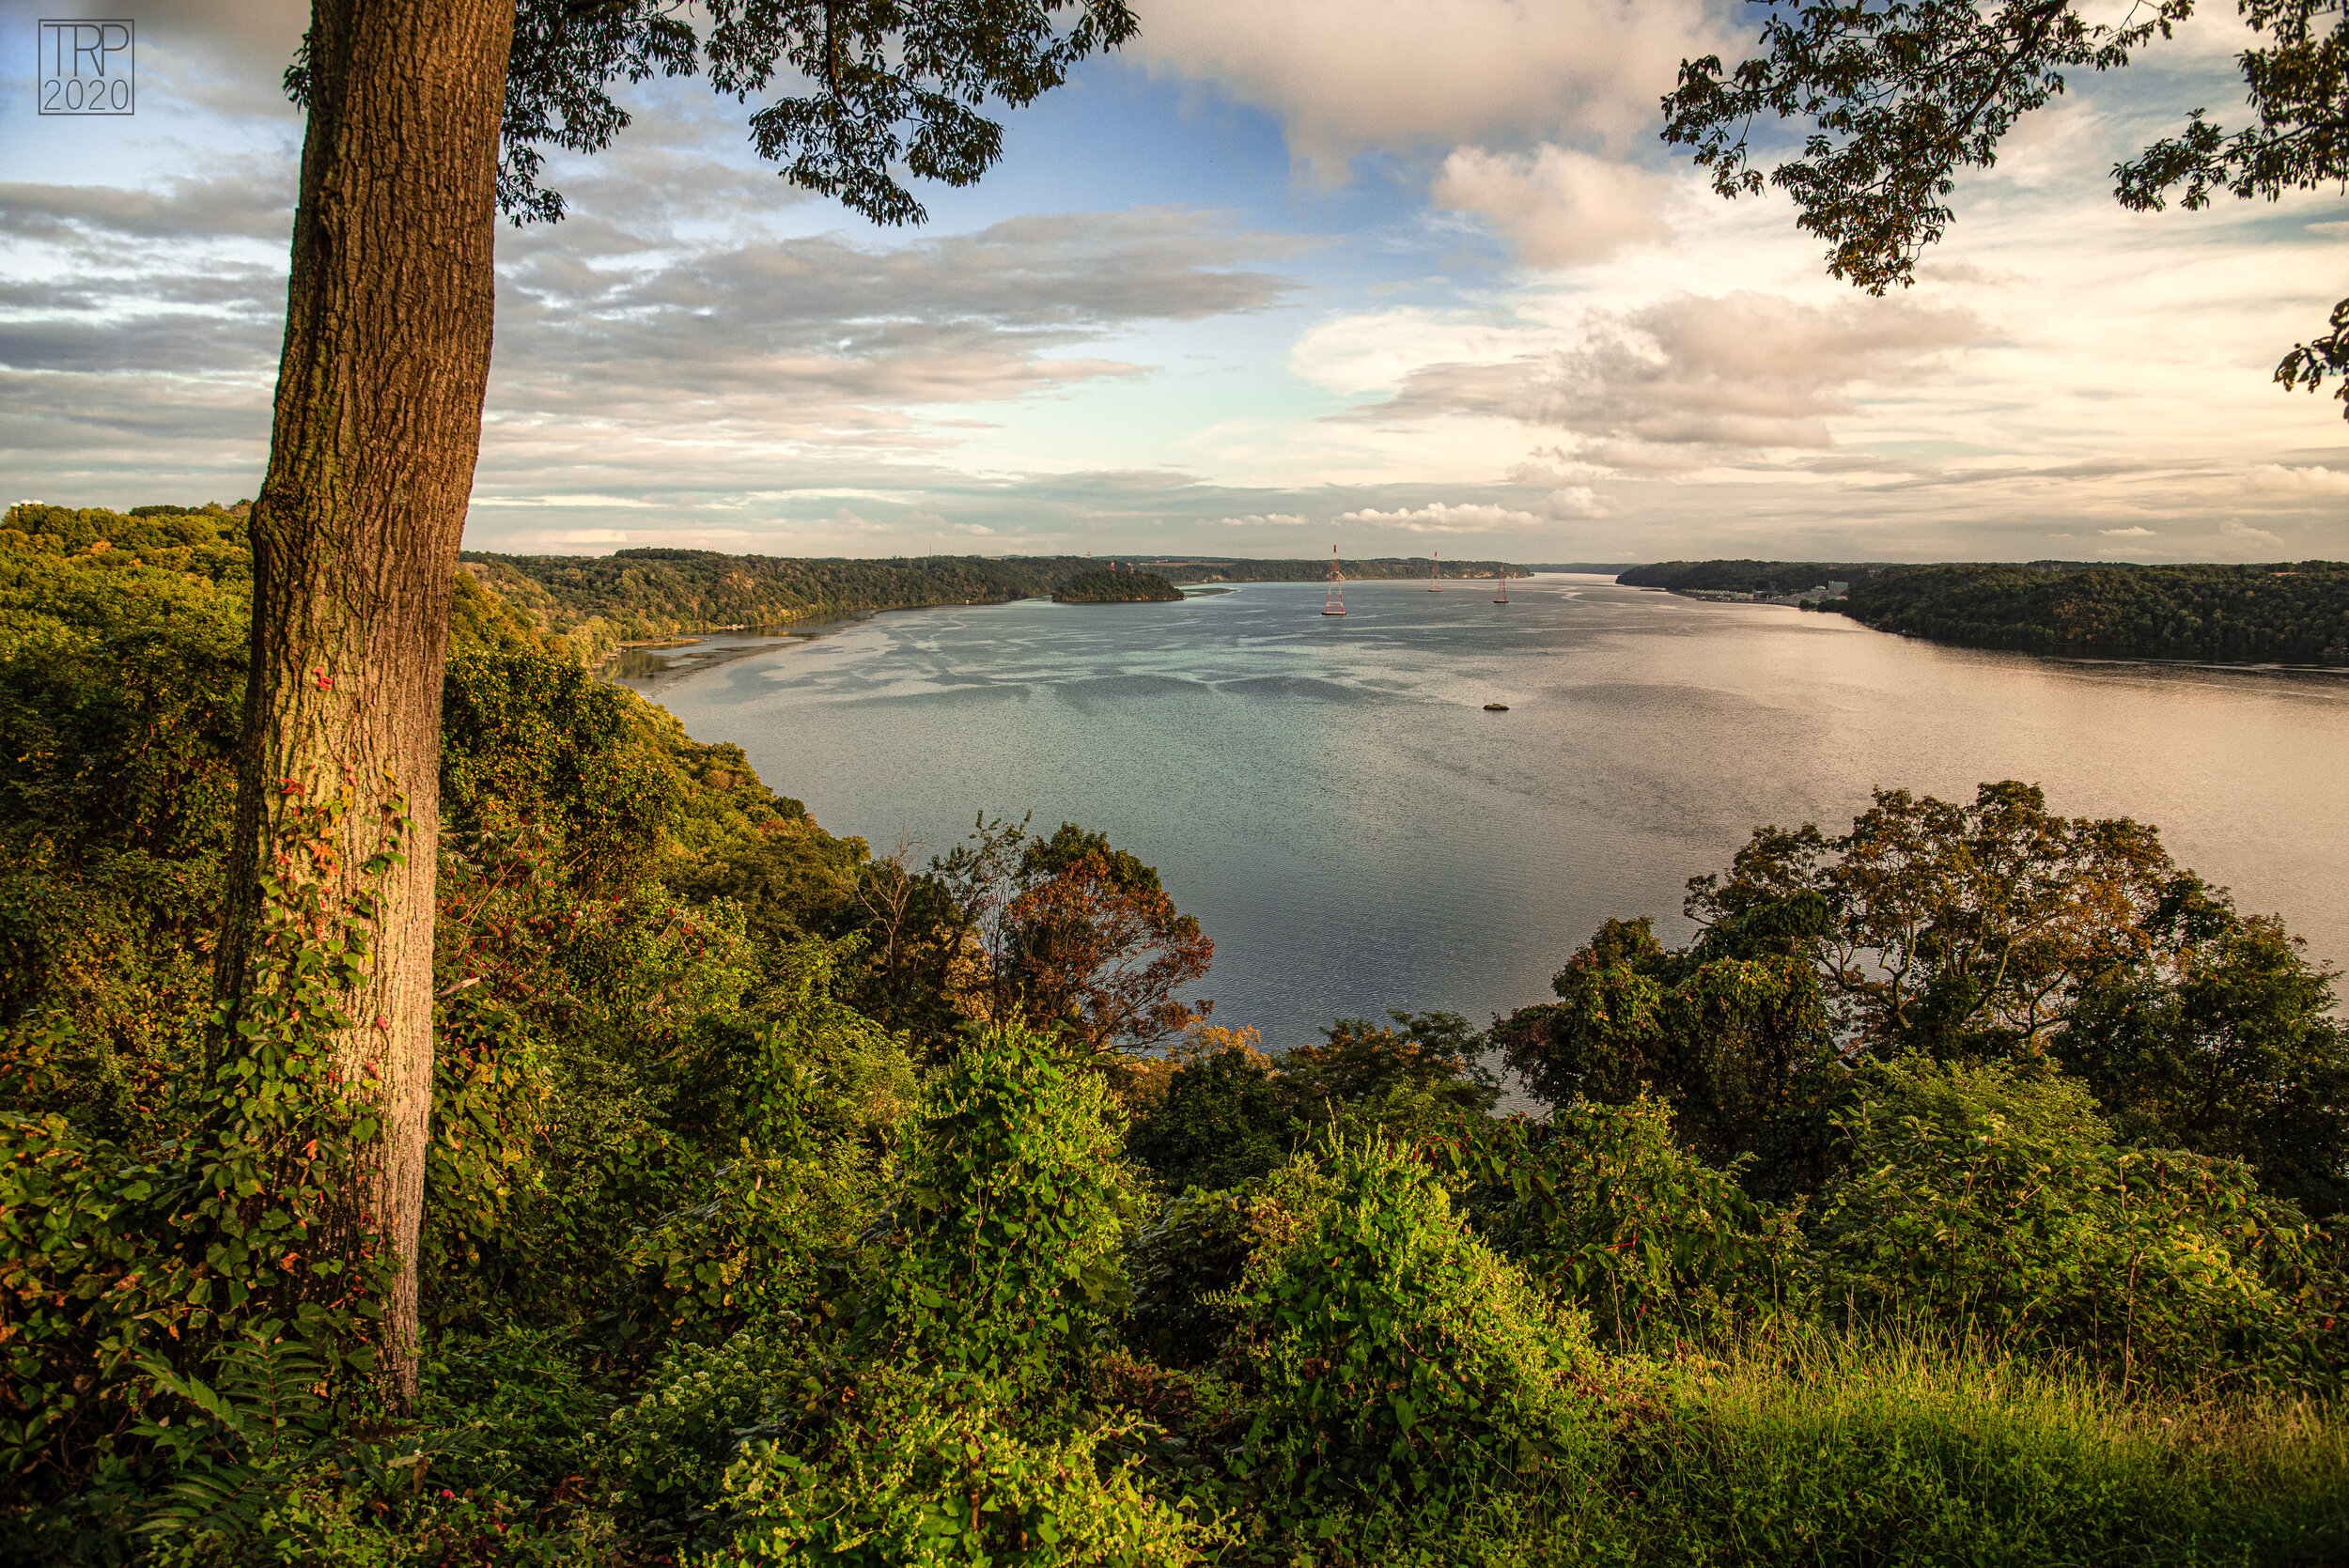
left=620, top=576, right=2349, bottom=1048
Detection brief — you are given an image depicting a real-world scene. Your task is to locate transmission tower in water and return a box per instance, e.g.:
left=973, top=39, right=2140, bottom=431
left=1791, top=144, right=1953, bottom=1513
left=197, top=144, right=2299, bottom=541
left=1429, top=550, right=1442, bottom=591
left=1322, top=545, right=1347, bottom=616
left=1493, top=563, right=1509, bottom=604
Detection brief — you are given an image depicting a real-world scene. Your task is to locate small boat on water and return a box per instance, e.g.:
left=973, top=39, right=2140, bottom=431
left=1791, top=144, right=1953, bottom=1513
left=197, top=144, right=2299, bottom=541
left=1484, top=702, right=1509, bottom=711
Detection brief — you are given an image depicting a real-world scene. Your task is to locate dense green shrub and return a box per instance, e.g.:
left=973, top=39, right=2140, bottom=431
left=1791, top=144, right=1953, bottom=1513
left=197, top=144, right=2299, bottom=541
left=0, top=803, right=406, bottom=1542
left=1460, top=1098, right=1809, bottom=1347
left=441, top=650, right=685, bottom=893
left=1123, top=1187, right=1258, bottom=1370
left=1229, top=1135, right=1600, bottom=1514
left=1128, top=1046, right=1294, bottom=1193
left=862, top=1022, right=1141, bottom=1392
left=714, top=1366, right=1210, bottom=1566
left=1812, top=1059, right=2349, bottom=1390
left=615, top=943, right=912, bottom=1341
left=1506, top=784, right=2349, bottom=1212
left=2058, top=881, right=2349, bottom=1219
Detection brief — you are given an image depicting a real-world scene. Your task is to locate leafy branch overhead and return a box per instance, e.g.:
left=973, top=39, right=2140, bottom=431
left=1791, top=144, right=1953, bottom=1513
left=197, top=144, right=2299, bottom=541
left=304, top=0, right=1143, bottom=226
left=1662, top=0, right=2349, bottom=413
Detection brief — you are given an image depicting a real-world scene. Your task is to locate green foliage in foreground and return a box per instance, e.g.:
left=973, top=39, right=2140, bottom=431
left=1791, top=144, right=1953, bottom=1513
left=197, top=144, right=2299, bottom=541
left=3, top=511, right=2347, bottom=1562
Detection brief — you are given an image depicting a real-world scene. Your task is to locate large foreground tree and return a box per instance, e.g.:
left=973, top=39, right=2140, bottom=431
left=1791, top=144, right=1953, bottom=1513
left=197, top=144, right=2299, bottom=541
left=1661, top=0, right=2349, bottom=414
left=221, top=0, right=1135, bottom=1402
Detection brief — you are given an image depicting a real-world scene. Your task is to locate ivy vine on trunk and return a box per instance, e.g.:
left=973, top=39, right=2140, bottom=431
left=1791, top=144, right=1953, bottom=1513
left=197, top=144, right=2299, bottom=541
left=217, top=0, right=1135, bottom=1405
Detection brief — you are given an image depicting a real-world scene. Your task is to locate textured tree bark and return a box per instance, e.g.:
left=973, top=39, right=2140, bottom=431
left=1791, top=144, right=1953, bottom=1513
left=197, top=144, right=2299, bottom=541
left=214, top=0, right=515, bottom=1405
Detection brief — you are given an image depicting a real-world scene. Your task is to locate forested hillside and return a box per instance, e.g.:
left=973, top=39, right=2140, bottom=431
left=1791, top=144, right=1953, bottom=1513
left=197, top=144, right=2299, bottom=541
left=459, top=549, right=1521, bottom=662
left=463, top=548, right=1079, bottom=665
left=1849, top=561, right=2349, bottom=663
left=5, top=504, right=2348, bottom=1563
left=1054, top=567, right=1184, bottom=602
left=1617, top=559, right=1900, bottom=595
left=1620, top=556, right=2349, bottom=665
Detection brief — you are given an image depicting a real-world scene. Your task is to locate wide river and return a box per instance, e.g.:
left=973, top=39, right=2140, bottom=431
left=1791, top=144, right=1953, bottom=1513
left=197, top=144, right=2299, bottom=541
left=620, top=575, right=2349, bottom=1048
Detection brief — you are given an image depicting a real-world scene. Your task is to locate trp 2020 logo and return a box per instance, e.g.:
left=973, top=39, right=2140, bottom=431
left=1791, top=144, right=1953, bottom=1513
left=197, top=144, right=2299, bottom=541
left=39, top=20, right=135, bottom=116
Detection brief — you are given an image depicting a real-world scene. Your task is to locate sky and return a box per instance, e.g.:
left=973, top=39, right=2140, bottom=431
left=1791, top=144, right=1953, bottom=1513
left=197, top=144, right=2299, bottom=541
left=1, top=0, right=2344, bottom=564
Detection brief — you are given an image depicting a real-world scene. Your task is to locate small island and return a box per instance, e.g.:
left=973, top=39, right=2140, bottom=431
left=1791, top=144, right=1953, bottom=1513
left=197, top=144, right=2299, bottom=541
left=1052, top=567, right=1183, bottom=604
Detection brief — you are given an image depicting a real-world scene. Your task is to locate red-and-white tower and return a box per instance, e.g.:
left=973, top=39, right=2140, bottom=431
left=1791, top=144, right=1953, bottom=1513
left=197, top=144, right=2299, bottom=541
left=1429, top=550, right=1442, bottom=591
left=1322, top=544, right=1347, bottom=616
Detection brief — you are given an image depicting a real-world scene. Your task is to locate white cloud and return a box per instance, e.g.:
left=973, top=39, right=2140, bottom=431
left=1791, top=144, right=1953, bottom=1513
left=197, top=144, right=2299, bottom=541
left=2246, top=464, right=2349, bottom=494
left=1335, top=500, right=1576, bottom=532
left=1289, top=307, right=1532, bottom=397
left=2098, top=526, right=2156, bottom=536
left=1211, top=512, right=1311, bottom=526
left=1351, top=290, right=1984, bottom=454
left=1129, top=0, right=1713, bottom=172
left=1431, top=146, right=1669, bottom=265
left=2221, top=518, right=2286, bottom=551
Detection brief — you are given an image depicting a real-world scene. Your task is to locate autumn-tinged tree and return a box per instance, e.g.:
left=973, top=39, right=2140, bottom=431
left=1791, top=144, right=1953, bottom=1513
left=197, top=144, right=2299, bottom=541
left=226, top=0, right=1136, bottom=1401
left=926, top=818, right=1211, bottom=1053
left=1003, top=824, right=1212, bottom=1052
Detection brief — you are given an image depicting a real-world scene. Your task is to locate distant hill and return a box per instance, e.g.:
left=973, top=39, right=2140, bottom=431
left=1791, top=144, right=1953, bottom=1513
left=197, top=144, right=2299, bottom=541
left=1100, top=556, right=1523, bottom=583
left=1053, top=568, right=1182, bottom=603
left=462, top=549, right=1085, bottom=664
left=1844, top=561, right=2349, bottom=665
left=461, top=551, right=1537, bottom=661
left=1617, top=559, right=1910, bottom=596
left=1615, top=558, right=2349, bottom=666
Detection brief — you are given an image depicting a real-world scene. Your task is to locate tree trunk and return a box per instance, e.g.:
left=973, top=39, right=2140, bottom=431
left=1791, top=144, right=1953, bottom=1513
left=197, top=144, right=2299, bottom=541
left=214, top=0, right=514, bottom=1405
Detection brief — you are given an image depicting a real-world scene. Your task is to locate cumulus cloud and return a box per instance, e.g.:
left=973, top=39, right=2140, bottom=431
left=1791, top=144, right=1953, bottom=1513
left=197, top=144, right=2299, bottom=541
left=1349, top=291, right=1984, bottom=456
left=2220, top=518, right=2286, bottom=551
left=1211, top=512, right=1311, bottom=526
left=2246, top=463, right=2349, bottom=494
left=2099, top=526, right=2156, bottom=536
left=1335, top=497, right=1592, bottom=532
left=1129, top=0, right=1713, bottom=171
left=1430, top=146, right=1669, bottom=265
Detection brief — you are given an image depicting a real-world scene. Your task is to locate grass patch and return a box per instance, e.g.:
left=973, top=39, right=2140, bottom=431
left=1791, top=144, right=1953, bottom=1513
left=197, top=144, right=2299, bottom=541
left=1594, top=1327, right=2349, bottom=1567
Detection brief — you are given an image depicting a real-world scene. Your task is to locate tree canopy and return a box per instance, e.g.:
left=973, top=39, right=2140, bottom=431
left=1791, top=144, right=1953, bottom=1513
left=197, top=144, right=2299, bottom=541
left=313, top=0, right=1141, bottom=227
left=1495, top=781, right=2349, bottom=1215
left=1661, top=0, right=2349, bottom=413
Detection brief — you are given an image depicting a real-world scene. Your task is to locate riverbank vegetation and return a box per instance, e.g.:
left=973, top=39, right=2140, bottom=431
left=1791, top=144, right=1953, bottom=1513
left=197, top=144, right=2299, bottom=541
left=1621, top=557, right=2349, bottom=665
left=1843, top=561, right=2349, bottom=664
left=446, top=549, right=1523, bottom=667
left=1053, top=569, right=1184, bottom=604
left=4, top=506, right=2347, bottom=1563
